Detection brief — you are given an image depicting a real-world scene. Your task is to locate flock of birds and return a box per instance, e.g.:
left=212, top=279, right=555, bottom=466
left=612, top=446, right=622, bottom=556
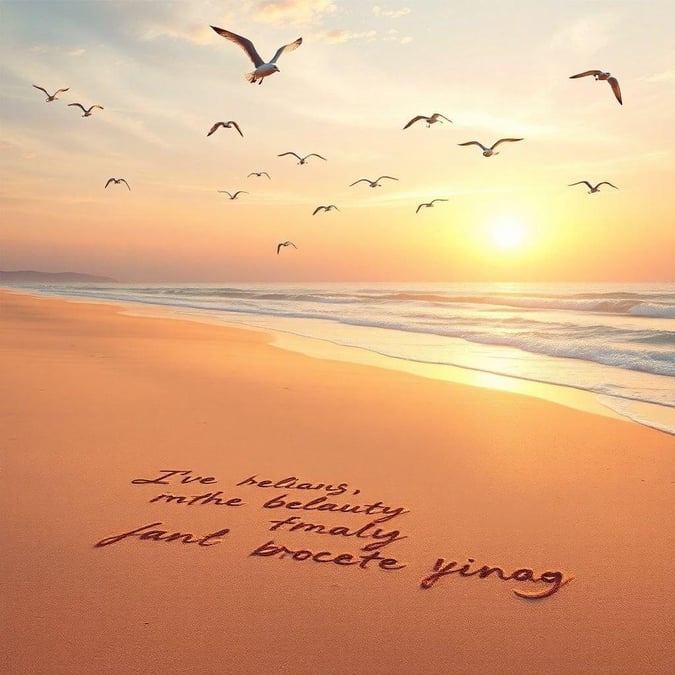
left=32, top=24, right=624, bottom=256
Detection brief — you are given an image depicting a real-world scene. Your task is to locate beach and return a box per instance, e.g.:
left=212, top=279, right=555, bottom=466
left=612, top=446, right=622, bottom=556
left=1, top=289, right=673, bottom=674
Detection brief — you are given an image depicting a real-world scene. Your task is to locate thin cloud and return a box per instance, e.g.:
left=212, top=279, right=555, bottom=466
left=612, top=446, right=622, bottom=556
left=372, top=6, right=411, bottom=19
left=322, top=28, right=377, bottom=44
left=643, top=70, right=675, bottom=83
left=254, top=0, right=336, bottom=25
left=549, top=14, right=618, bottom=55
left=67, top=48, right=86, bottom=57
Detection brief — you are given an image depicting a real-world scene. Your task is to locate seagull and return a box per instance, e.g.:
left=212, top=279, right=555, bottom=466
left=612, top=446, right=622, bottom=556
left=105, top=178, right=131, bottom=191
left=277, top=152, right=326, bottom=165
left=32, top=85, right=69, bottom=102
left=218, top=190, right=248, bottom=200
left=349, top=176, right=398, bottom=188
left=416, top=199, right=448, bottom=214
left=568, top=180, right=618, bottom=193
left=207, top=120, right=243, bottom=137
left=68, top=103, right=104, bottom=117
left=210, top=26, right=302, bottom=85
left=277, top=241, right=297, bottom=254
left=248, top=171, right=271, bottom=179
left=312, top=205, right=340, bottom=215
left=569, top=70, right=622, bottom=105
left=457, top=138, right=523, bottom=157
left=403, top=113, right=452, bottom=129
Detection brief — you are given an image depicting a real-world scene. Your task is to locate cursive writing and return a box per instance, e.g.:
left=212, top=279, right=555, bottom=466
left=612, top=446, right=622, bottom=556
left=95, top=521, right=230, bottom=548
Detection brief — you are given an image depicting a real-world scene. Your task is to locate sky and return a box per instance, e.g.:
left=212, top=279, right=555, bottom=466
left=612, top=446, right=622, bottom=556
left=0, top=0, right=674, bottom=282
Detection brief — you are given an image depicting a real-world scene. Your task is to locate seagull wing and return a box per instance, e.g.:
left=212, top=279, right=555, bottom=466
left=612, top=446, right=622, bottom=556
left=416, top=204, right=425, bottom=214
left=91, top=105, right=104, bottom=111
left=32, top=85, right=49, bottom=96
left=312, top=206, right=325, bottom=215
left=278, top=152, right=302, bottom=160
left=350, top=179, right=370, bottom=186
left=568, top=181, right=593, bottom=190
left=121, top=179, right=131, bottom=191
left=218, top=191, right=234, bottom=198
left=377, top=176, right=398, bottom=182
left=230, top=121, right=243, bottom=136
left=277, top=243, right=282, bottom=255
left=105, top=178, right=114, bottom=188
left=403, top=115, right=426, bottom=129
left=432, top=113, right=453, bottom=123
left=458, top=141, right=489, bottom=152
left=207, top=122, right=224, bottom=136
left=569, top=70, right=603, bottom=79
left=431, top=199, right=448, bottom=204
left=68, top=103, right=87, bottom=112
left=330, top=205, right=340, bottom=212
left=232, top=191, right=248, bottom=198
left=491, top=138, right=524, bottom=150
left=261, top=172, right=271, bottom=179
left=608, top=76, right=622, bottom=105
left=289, top=242, right=297, bottom=249
left=270, top=37, right=302, bottom=64
left=596, top=182, right=618, bottom=190
left=210, top=26, right=264, bottom=67
left=305, top=153, right=326, bottom=161
left=54, top=88, right=70, bottom=96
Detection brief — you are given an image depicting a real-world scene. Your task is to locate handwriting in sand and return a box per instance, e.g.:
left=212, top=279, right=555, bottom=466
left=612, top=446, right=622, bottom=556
left=94, top=468, right=572, bottom=598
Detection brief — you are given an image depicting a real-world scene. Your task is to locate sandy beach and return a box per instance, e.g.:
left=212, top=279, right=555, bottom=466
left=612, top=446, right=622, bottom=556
left=1, top=289, right=673, bottom=674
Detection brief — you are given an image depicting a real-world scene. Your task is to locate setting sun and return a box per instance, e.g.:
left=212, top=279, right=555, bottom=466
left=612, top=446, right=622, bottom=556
left=490, top=218, right=526, bottom=250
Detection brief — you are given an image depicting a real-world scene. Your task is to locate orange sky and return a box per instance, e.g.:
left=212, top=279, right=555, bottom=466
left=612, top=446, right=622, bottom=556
left=1, top=0, right=673, bottom=282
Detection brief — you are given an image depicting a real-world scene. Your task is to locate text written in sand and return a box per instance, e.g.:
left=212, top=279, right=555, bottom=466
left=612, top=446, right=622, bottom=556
left=99, top=467, right=572, bottom=598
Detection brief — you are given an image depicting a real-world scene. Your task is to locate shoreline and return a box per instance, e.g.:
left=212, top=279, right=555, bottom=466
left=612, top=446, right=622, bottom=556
left=0, top=286, right=639, bottom=428
left=2, top=289, right=674, bottom=674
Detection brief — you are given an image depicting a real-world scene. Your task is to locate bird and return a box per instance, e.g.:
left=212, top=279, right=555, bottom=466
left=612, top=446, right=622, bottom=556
left=277, top=241, right=297, bottom=254
left=277, top=152, right=326, bottom=165
left=312, top=205, right=340, bottom=215
left=416, top=199, right=448, bottom=214
left=105, top=178, right=130, bottom=191
left=68, top=103, right=104, bottom=117
left=457, top=138, right=523, bottom=157
left=349, top=176, right=398, bottom=188
left=403, top=113, right=452, bottom=129
left=210, top=26, right=302, bottom=85
left=248, top=171, right=271, bottom=179
left=568, top=181, right=618, bottom=193
left=207, top=120, right=243, bottom=137
left=32, top=84, right=69, bottom=102
left=218, top=190, right=248, bottom=200
left=569, top=70, right=622, bottom=105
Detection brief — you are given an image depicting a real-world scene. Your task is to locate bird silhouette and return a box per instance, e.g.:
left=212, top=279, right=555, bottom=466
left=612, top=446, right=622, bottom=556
left=32, top=85, right=69, bottom=102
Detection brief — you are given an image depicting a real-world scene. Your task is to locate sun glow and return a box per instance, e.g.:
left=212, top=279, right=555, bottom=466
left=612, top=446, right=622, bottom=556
left=490, top=218, right=526, bottom=250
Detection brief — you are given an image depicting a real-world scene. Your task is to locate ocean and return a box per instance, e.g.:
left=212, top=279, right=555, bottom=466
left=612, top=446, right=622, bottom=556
left=9, top=281, right=675, bottom=435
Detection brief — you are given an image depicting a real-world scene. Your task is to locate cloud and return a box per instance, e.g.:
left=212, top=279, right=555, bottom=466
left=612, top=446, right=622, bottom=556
left=549, top=14, right=618, bottom=54
left=372, top=6, right=411, bottom=19
left=322, top=29, right=377, bottom=44
left=254, top=0, right=336, bottom=25
left=67, top=48, right=86, bottom=57
left=643, top=70, right=675, bottom=83
left=141, top=22, right=214, bottom=44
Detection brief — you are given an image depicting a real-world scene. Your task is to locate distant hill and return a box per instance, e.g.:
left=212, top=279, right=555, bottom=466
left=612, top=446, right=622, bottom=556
left=0, top=270, right=116, bottom=283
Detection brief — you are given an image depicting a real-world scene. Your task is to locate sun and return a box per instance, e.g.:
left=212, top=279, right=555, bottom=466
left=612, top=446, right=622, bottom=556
left=490, top=217, right=526, bottom=250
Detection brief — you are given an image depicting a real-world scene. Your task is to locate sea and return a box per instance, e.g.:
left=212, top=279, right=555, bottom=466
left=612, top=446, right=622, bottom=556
left=8, top=281, right=675, bottom=435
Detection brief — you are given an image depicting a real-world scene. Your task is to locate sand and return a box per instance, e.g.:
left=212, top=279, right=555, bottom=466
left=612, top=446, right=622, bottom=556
left=1, top=290, right=673, bottom=674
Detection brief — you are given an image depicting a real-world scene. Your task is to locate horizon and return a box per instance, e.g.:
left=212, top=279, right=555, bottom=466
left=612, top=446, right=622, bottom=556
left=1, top=0, right=674, bottom=282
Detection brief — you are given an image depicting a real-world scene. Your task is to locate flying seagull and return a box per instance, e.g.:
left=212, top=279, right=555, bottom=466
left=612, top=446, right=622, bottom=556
left=457, top=138, right=523, bottom=157
left=210, top=26, right=302, bottom=85
left=312, top=205, right=340, bottom=215
left=68, top=102, right=104, bottom=117
left=207, top=120, right=243, bottom=137
left=105, top=178, right=130, bottom=191
left=569, top=70, right=622, bottom=105
left=32, top=85, right=69, bottom=102
left=403, top=113, right=452, bottom=129
left=218, top=190, right=248, bottom=200
left=277, top=241, right=297, bottom=254
left=248, top=171, right=271, bottom=179
left=568, top=180, right=618, bottom=194
left=349, top=176, right=398, bottom=188
left=416, top=198, right=448, bottom=214
left=278, top=152, right=326, bottom=165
